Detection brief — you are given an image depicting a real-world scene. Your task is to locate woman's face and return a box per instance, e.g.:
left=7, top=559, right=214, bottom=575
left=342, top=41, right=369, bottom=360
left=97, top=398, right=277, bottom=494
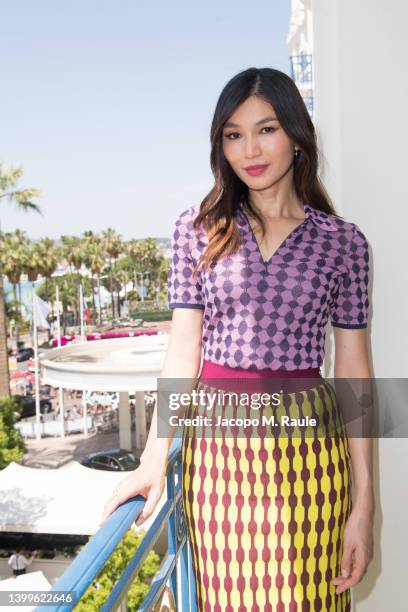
left=222, top=95, right=296, bottom=190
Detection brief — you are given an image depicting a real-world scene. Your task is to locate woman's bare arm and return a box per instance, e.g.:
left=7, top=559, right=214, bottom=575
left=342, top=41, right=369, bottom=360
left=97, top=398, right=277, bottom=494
left=139, top=307, right=204, bottom=466
left=330, top=326, right=375, bottom=594
left=99, top=307, right=204, bottom=526
left=332, top=326, right=374, bottom=515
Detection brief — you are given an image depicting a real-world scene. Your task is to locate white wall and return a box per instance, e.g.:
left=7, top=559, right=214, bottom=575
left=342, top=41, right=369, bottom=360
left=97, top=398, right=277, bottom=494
left=313, top=0, right=408, bottom=377
left=312, top=1, right=408, bottom=609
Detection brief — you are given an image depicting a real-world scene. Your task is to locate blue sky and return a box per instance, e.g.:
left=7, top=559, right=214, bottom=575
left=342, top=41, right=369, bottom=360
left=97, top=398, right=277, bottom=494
left=1, top=0, right=291, bottom=241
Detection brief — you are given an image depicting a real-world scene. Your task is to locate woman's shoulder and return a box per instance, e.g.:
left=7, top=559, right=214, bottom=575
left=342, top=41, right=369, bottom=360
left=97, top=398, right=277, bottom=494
left=329, top=214, right=369, bottom=246
left=173, top=204, right=200, bottom=225
left=309, top=204, right=369, bottom=245
left=172, top=204, right=204, bottom=238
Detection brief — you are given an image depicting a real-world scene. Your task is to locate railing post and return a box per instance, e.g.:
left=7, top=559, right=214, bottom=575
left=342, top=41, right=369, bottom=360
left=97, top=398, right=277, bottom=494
left=176, top=444, right=198, bottom=611
left=167, top=457, right=178, bottom=608
left=178, top=454, right=188, bottom=612
left=32, top=438, right=191, bottom=612
left=187, top=539, right=198, bottom=612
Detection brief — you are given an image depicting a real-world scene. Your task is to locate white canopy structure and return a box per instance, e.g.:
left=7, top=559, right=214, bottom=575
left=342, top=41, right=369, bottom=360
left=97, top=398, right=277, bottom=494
left=40, top=334, right=169, bottom=392
left=0, top=571, right=51, bottom=611
left=39, top=334, right=169, bottom=450
left=0, top=570, right=51, bottom=590
left=0, top=461, right=165, bottom=536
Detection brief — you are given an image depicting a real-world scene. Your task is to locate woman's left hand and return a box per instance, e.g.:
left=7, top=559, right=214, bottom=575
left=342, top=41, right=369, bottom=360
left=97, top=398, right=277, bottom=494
left=330, top=507, right=374, bottom=595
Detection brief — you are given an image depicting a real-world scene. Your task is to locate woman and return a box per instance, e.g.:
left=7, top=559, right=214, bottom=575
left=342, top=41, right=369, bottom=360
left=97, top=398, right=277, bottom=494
left=100, top=67, right=374, bottom=610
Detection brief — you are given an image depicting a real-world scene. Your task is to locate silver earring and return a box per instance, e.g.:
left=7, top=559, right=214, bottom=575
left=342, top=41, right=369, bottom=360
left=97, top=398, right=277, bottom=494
left=294, top=149, right=302, bottom=160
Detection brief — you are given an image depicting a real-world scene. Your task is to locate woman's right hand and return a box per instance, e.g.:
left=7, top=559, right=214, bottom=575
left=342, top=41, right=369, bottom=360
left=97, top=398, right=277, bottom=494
left=99, top=457, right=167, bottom=528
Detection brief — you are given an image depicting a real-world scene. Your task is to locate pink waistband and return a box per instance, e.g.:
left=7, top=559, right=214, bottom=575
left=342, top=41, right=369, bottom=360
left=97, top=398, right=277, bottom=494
left=200, top=359, right=321, bottom=379
left=199, top=360, right=322, bottom=393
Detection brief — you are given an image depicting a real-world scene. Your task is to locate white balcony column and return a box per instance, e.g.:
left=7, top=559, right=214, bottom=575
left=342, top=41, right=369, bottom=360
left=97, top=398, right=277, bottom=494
left=134, top=391, right=147, bottom=452
left=59, top=387, right=65, bottom=437
left=118, top=391, right=131, bottom=450
left=82, top=390, right=88, bottom=436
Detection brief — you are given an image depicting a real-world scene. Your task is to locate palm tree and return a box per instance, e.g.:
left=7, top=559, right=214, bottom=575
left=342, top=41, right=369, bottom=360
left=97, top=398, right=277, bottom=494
left=0, top=163, right=41, bottom=397
left=33, top=239, right=61, bottom=341
left=13, top=229, right=30, bottom=312
left=60, top=236, right=77, bottom=275
left=114, top=268, right=129, bottom=317
left=60, top=236, right=86, bottom=324
left=24, top=241, right=44, bottom=286
left=102, top=228, right=123, bottom=320
left=36, top=238, right=60, bottom=302
left=0, top=232, right=29, bottom=347
left=127, top=237, right=163, bottom=303
left=24, top=241, right=45, bottom=337
left=82, top=233, right=106, bottom=325
left=157, top=255, right=171, bottom=302
left=4, top=296, right=24, bottom=338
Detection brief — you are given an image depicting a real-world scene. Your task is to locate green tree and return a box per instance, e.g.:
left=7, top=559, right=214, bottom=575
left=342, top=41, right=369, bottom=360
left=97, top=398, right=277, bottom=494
left=36, top=273, right=93, bottom=335
left=0, top=232, right=29, bottom=346
left=102, top=228, right=123, bottom=320
left=4, top=297, right=26, bottom=338
left=127, top=238, right=165, bottom=303
left=35, top=238, right=61, bottom=303
left=0, top=163, right=41, bottom=397
left=81, top=231, right=106, bottom=324
left=0, top=397, right=26, bottom=469
left=74, top=528, right=161, bottom=611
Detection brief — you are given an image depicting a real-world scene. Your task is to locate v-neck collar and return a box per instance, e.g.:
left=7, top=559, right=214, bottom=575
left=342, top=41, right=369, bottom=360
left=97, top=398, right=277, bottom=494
left=237, top=200, right=338, bottom=265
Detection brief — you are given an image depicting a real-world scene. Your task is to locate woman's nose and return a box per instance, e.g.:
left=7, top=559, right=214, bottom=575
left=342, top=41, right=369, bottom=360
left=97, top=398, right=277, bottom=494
left=244, top=136, right=262, bottom=158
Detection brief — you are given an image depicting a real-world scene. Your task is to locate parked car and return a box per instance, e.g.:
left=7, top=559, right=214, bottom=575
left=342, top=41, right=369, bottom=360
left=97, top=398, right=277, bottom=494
left=13, top=395, right=53, bottom=420
left=16, top=347, right=35, bottom=362
left=80, top=448, right=140, bottom=472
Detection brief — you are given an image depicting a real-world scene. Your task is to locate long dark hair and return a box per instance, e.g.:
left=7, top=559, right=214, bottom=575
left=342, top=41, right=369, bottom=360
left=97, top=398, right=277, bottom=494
left=193, top=67, right=339, bottom=275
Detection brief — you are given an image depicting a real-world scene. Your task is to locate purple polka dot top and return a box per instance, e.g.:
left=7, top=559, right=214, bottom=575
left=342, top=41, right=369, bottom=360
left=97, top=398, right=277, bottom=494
left=167, top=200, right=370, bottom=371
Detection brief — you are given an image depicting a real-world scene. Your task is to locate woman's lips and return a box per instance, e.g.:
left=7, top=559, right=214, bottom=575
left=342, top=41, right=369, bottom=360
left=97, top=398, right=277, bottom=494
left=243, top=164, right=270, bottom=176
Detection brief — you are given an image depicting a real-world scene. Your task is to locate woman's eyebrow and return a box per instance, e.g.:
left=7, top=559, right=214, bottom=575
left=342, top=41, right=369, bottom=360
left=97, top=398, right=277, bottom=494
left=224, top=116, right=278, bottom=128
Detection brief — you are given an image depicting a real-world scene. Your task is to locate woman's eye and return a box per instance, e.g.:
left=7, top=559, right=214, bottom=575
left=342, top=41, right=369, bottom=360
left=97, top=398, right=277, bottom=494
left=224, top=127, right=277, bottom=140
left=224, top=132, right=240, bottom=140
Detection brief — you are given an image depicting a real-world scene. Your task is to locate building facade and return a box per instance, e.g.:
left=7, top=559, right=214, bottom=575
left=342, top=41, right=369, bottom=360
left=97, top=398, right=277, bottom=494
left=286, top=0, right=314, bottom=117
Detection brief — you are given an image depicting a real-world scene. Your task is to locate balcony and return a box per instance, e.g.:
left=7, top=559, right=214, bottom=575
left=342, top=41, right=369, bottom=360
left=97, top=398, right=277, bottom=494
left=33, top=437, right=197, bottom=612
left=289, top=53, right=314, bottom=116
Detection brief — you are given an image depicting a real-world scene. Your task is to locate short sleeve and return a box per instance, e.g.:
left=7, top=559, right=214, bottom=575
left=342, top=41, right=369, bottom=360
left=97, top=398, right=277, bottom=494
left=330, top=224, right=370, bottom=329
left=167, top=208, right=205, bottom=310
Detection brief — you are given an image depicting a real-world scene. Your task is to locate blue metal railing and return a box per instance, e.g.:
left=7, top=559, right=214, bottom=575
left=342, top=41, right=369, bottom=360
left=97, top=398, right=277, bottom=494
left=289, top=52, right=313, bottom=84
left=289, top=53, right=314, bottom=117
left=34, top=437, right=197, bottom=611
